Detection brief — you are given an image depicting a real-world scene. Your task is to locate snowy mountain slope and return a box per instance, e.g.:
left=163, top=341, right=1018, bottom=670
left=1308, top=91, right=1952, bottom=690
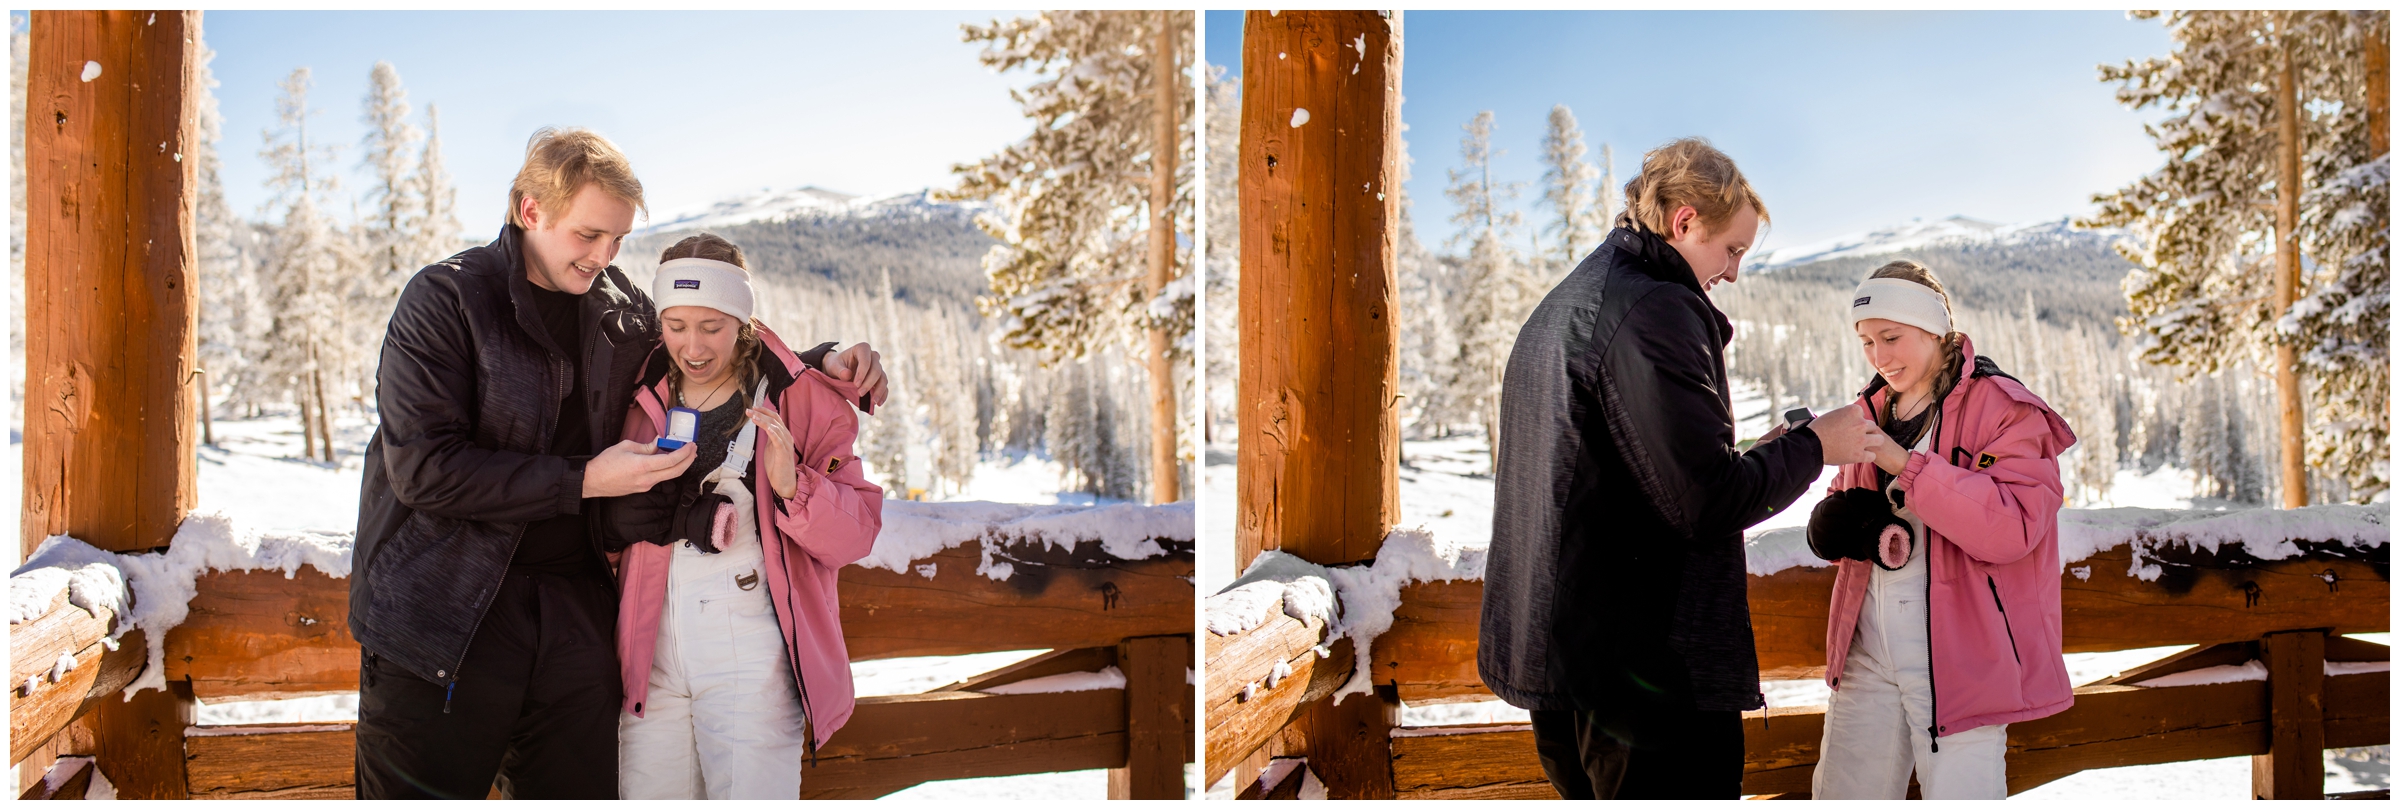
left=1750, top=214, right=2114, bottom=271
left=639, top=186, right=982, bottom=236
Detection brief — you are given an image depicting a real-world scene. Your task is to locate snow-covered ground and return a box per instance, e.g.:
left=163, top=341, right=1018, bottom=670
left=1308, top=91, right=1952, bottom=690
left=157, top=410, right=1136, bottom=799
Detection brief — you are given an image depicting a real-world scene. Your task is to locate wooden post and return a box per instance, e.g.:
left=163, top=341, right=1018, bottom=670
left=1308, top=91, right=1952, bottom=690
left=2271, top=22, right=2308, bottom=509
left=1233, top=10, right=1405, bottom=798
left=1234, top=9, right=1402, bottom=569
left=1146, top=11, right=1183, bottom=505
left=22, top=9, right=201, bottom=797
left=22, top=9, right=200, bottom=557
left=1108, top=634, right=1193, bottom=799
left=2252, top=629, right=2327, bottom=799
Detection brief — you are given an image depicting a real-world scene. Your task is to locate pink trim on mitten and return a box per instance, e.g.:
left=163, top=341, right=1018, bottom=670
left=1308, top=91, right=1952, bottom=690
left=1878, top=524, right=1911, bottom=569
left=712, top=502, right=739, bottom=552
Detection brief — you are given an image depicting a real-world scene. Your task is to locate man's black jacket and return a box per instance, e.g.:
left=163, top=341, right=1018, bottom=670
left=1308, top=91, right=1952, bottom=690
left=1478, top=227, right=1824, bottom=717
left=349, top=225, right=835, bottom=688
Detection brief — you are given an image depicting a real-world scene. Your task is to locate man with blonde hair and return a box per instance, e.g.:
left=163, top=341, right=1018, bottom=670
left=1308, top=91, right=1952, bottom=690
left=350, top=128, right=887, bottom=798
left=1480, top=138, right=1880, bottom=798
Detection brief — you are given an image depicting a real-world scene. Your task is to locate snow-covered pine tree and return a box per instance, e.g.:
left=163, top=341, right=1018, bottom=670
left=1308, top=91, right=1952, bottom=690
left=1202, top=64, right=1239, bottom=445
left=414, top=103, right=465, bottom=263
left=1444, top=110, right=1535, bottom=452
left=359, top=62, right=419, bottom=309
left=259, top=67, right=354, bottom=462
left=1596, top=142, right=1620, bottom=245
left=1538, top=104, right=1605, bottom=276
left=1392, top=117, right=1461, bottom=442
left=949, top=10, right=1196, bottom=503
left=2083, top=10, right=2390, bottom=504
left=192, top=34, right=251, bottom=447
left=2291, top=12, right=2390, bottom=501
left=10, top=17, right=26, bottom=435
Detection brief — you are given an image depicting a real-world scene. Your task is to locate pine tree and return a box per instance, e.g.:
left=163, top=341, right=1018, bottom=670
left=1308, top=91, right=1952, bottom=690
left=1202, top=65, right=1240, bottom=445
left=359, top=62, right=419, bottom=305
left=2083, top=10, right=2390, bottom=504
left=1538, top=105, right=1605, bottom=275
left=259, top=67, right=353, bottom=462
left=192, top=34, right=249, bottom=447
left=1393, top=120, right=1460, bottom=441
left=1444, top=111, right=1535, bottom=451
left=414, top=103, right=465, bottom=262
left=949, top=10, right=1196, bottom=503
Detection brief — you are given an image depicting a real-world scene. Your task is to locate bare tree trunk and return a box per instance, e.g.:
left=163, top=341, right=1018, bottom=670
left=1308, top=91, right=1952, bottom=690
left=312, top=366, right=334, bottom=462
left=1145, top=11, right=1181, bottom=505
left=196, top=369, right=214, bottom=447
left=298, top=376, right=318, bottom=461
left=2273, top=28, right=2308, bottom=508
left=2370, top=14, right=2390, bottom=157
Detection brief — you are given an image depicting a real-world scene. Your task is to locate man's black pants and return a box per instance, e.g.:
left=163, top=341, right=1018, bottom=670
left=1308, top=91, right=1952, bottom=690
left=1531, top=707, right=1745, bottom=799
left=355, top=569, right=621, bottom=799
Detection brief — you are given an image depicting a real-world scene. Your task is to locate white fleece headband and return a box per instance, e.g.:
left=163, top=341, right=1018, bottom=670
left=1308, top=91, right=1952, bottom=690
left=652, top=257, right=755, bottom=323
left=1850, top=277, right=1950, bottom=337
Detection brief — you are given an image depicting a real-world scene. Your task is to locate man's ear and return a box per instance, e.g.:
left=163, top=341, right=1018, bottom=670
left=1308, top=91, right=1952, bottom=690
left=1670, top=205, right=1699, bottom=241
left=518, top=195, right=544, bottom=230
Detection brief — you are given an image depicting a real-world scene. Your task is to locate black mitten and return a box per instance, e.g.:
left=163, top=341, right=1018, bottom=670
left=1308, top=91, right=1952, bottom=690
left=594, top=482, right=678, bottom=553
left=1807, top=488, right=1914, bottom=571
left=669, top=490, right=734, bottom=554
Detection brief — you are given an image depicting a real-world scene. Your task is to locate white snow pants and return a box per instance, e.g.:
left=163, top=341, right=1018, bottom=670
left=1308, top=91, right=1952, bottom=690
left=1812, top=496, right=2007, bottom=800
left=619, top=537, right=811, bottom=800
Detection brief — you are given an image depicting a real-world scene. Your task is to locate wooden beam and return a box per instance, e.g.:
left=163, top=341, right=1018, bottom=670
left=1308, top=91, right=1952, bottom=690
left=183, top=723, right=353, bottom=799
left=1296, top=687, right=1399, bottom=799
left=805, top=689, right=1128, bottom=798
left=87, top=680, right=194, bottom=799
left=1390, top=724, right=1555, bottom=800
left=164, top=569, right=356, bottom=701
left=839, top=540, right=1195, bottom=661
left=2252, top=629, right=2326, bottom=799
left=1202, top=611, right=1352, bottom=786
left=21, top=9, right=200, bottom=560
left=19, top=756, right=99, bottom=800
left=1372, top=547, right=2388, bottom=702
left=1109, top=634, right=1192, bottom=799
left=1234, top=8, right=1402, bottom=569
left=935, top=646, right=1116, bottom=694
left=1387, top=672, right=2389, bottom=799
left=10, top=619, right=146, bottom=765
left=146, top=538, right=1192, bottom=701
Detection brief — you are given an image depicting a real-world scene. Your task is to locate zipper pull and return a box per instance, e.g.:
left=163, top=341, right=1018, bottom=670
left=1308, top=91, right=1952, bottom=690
left=444, top=682, right=457, bottom=714
left=1928, top=725, right=1939, bottom=753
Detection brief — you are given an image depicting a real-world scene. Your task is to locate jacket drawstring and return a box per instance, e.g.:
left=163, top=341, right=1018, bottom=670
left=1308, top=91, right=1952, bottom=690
left=443, top=681, right=456, bottom=715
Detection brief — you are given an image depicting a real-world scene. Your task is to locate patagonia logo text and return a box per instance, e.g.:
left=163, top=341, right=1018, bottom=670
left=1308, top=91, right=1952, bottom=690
left=674, top=279, right=702, bottom=290
left=1853, top=296, right=1872, bottom=307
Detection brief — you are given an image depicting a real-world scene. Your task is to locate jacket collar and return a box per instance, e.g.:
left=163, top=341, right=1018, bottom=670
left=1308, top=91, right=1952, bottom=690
left=1606, top=226, right=1704, bottom=297
left=497, top=223, right=634, bottom=360
left=1608, top=225, right=1734, bottom=345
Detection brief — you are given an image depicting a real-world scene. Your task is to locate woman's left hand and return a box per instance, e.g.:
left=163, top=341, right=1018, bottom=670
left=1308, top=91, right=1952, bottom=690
left=1866, top=422, right=1910, bottom=475
left=748, top=407, right=800, bottom=500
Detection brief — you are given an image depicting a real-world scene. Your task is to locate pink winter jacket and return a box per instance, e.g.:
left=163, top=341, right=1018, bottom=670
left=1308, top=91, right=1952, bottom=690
left=612, top=324, right=884, bottom=748
left=1822, top=334, right=2078, bottom=737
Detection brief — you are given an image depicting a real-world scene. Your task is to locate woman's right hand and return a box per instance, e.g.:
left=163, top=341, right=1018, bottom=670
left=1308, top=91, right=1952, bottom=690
left=1866, top=422, right=1910, bottom=475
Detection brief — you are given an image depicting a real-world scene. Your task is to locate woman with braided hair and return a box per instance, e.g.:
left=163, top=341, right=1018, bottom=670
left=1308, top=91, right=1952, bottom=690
left=1806, top=260, right=2077, bottom=799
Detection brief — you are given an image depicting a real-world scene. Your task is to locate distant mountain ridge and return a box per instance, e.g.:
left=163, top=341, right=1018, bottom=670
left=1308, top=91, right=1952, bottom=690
left=640, top=185, right=984, bottom=236
left=624, top=185, right=998, bottom=310
left=1751, top=215, right=2118, bottom=271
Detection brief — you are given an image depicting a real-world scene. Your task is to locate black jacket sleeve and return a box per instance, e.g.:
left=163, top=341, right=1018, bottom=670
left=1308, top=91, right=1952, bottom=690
left=375, top=273, right=585, bottom=524
left=1599, top=287, right=1823, bottom=541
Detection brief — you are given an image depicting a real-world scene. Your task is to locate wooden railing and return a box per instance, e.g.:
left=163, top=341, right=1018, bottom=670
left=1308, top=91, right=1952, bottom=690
left=1207, top=526, right=2388, bottom=799
left=12, top=533, right=1195, bottom=800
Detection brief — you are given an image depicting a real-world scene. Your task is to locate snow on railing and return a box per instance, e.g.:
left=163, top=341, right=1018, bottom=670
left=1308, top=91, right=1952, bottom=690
left=1213, top=504, right=2390, bottom=703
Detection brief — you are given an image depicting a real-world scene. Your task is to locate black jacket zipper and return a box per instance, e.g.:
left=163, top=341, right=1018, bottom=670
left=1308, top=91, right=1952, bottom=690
left=1988, top=575, right=2021, bottom=665
left=1923, top=399, right=1944, bottom=753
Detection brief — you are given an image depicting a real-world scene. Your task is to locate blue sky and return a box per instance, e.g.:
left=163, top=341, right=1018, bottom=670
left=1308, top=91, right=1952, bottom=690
left=193, top=11, right=1035, bottom=238
left=1206, top=10, right=2177, bottom=252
